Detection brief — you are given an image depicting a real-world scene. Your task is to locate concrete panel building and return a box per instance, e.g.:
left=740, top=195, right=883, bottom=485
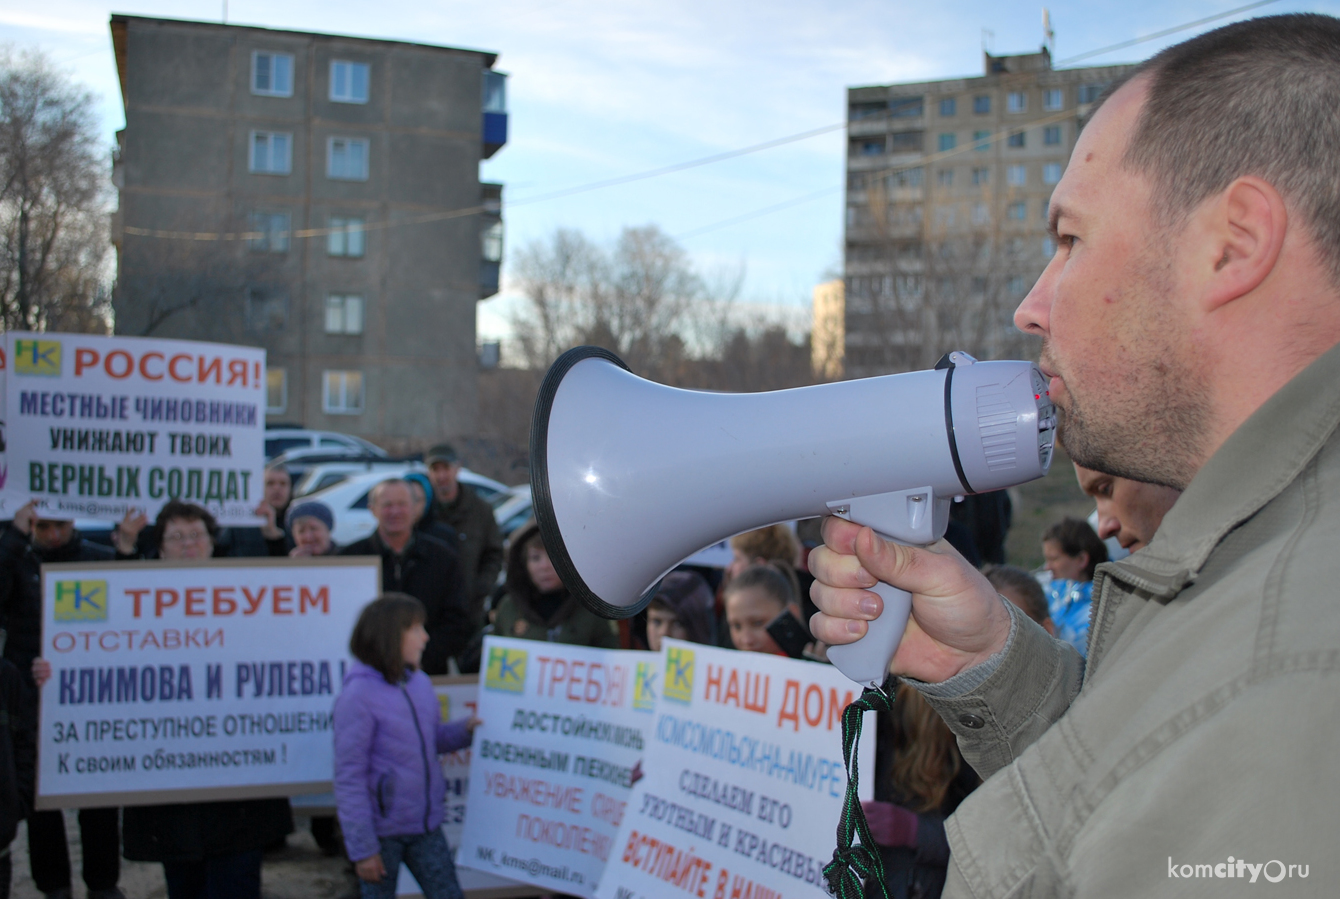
left=843, top=48, right=1134, bottom=378
left=109, top=15, right=507, bottom=449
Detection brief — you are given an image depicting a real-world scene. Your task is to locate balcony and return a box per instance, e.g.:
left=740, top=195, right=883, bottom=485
left=482, top=70, right=508, bottom=159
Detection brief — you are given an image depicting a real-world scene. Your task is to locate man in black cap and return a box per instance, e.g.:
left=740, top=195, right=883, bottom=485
left=0, top=501, right=125, bottom=899
left=422, top=443, right=503, bottom=624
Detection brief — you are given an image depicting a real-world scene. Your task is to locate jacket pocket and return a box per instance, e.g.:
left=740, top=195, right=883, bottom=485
left=375, top=771, right=395, bottom=818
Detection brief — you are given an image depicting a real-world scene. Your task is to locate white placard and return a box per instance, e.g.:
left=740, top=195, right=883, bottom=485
left=456, top=637, right=651, bottom=898
left=36, top=557, right=379, bottom=809
left=595, top=640, right=874, bottom=899
left=2, top=331, right=266, bottom=525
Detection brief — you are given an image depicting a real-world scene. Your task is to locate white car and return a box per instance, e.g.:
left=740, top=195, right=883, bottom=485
left=304, top=468, right=510, bottom=546
left=264, top=428, right=386, bottom=460
left=292, top=459, right=425, bottom=498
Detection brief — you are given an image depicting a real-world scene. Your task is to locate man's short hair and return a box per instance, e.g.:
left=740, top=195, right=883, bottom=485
left=1042, top=517, right=1108, bottom=581
left=368, top=478, right=412, bottom=508
left=1117, top=14, right=1340, bottom=286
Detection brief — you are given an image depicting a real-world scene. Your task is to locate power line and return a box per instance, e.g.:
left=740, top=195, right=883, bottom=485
left=505, top=122, right=846, bottom=206
left=675, top=186, right=841, bottom=241
left=1056, top=0, right=1285, bottom=65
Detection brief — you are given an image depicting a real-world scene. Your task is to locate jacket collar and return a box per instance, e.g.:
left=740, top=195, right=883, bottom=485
left=1102, top=339, right=1340, bottom=599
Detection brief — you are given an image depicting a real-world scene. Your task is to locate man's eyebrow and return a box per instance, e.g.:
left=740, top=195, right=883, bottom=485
left=1047, top=202, right=1073, bottom=240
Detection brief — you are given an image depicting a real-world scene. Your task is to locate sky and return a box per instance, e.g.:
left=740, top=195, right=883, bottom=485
left=4, top=0, right=1337, bottom=343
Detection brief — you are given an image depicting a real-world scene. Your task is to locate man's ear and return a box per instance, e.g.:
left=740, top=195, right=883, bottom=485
left=1200, top=176, right=1287, bottom=312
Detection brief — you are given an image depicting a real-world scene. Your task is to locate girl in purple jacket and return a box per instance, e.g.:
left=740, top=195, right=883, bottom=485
left=334, top=593, right=478, bottom=899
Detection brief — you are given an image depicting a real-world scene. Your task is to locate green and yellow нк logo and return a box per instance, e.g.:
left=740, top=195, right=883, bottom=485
left=54, top=580, right=108, bottom=621
left=633, top=661, right=658, bottom=711
left=664, top=646, right=695, bottom=704
left=485, top=646, right=527, bottom=693
left=14, top=339, right=61, bottom=377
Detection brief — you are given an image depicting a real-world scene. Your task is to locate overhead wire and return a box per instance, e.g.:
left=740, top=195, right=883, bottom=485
left=120, top=0, right=1281, bottom=244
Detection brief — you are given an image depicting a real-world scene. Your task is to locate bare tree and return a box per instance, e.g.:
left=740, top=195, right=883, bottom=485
left=0, top=47, right=110, bottom=332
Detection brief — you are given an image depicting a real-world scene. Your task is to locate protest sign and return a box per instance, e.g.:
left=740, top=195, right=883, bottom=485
left=595, top=640, right=874, bottom=899
left=456, top=637, right=651, bottom=898
left=1, top=331, right=266, bottom=525
left=35, top=556, right=379, bottom=809
left=391, top=677, right=530, bottom=898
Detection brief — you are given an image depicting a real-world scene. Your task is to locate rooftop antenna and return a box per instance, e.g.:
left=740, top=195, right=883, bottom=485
left=982, top=28, right=995, bottom=53
left=1043, top=8, right=1056, bottom=57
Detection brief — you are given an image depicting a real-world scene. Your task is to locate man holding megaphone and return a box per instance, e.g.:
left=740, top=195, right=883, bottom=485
left=810, top=15, right=1340, bottom=898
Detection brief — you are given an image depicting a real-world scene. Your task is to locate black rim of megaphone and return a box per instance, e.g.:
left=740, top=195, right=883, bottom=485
left=530, top=346, right=660, bottom=621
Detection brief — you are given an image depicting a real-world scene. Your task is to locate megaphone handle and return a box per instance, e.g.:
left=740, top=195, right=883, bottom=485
left=826, top=578, right=913, bottom=689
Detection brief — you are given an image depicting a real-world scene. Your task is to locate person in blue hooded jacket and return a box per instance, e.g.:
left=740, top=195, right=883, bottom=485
left=333, top=594, right=479, bottom=899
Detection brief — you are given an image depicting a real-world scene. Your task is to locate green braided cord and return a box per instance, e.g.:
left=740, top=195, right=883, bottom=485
left=824, top=685, right=896, bottom=898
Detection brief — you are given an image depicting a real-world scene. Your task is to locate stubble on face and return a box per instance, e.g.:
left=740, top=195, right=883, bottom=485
left=1046, top=228, right=1212, bottom=492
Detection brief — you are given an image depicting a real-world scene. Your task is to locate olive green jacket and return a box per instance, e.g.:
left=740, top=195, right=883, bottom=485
left=492, top=591, right=620, bottom=650
left=916, top=340, right=1340, bottom=897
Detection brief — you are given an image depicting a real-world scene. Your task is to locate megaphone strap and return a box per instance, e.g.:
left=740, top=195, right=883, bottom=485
left=824, top=685, right=895, bottom=899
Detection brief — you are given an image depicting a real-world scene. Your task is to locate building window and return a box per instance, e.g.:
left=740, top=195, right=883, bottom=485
left=973, top=95, right=991, bottom=114
left=1044, top=125, right=1062, bottom=146
left=1042, top=195, right=1052, bottom=221
left=937, top=133, right=957, bottom=152
left=327, top=137, right=369, bottom=180
left=245, top=289, right=288, bottom=331
left=939, top=98, right=956, bottom=117
left=1007, top=201, right=1027, bottom=220
left=327, top=217, right=366, bottom=257
left=1007, top=91, right=1027, bottom=113
left=973, top=130, right=991, bottom=152
left=1043, top=88, right=1063, bottom=111
left=889, top=97, right=923, bottom=118
left=482, top=221, right=503, bottom=263
left=889, top=131, right=923, bottom=152
left=972, top=202, right=990, bottom=225
left=330, top=60, right=370, bottom=103
left=323, top=370, right=363, bottom=414
left=1007, top=165, right=1027, bottom=186
left=1043, top=162, right=1063, bottom=185
left=1078, top=83, right=1106, bottom=104
left=324, top=294, right=365, bottom=334
left=252, top=51, right=293, bottom=97
left=1043, top=236, right=1056, bottom=257
left=971, top=167, right=990, bottom=186
left=889, top=167, right=923, bottom=188
left=248, top=212, right=290, bottom=252
left=249, top=131, right=291, bottom=174
left=937, top=168, right=954, bottom=187
left=857, top=139, right=884, bottom=156
left=266, top=368, right=287, bottom=414
left=1007, top=130, right=1026, bottom=148
left=849, top=102, right=886, bottom=120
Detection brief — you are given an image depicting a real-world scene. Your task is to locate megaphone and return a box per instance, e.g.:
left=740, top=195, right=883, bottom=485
left=530, top=346, right=1056, bottom=687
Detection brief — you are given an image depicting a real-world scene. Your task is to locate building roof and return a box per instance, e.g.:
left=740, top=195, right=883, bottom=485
left=109, top=13, right=499, bottom=108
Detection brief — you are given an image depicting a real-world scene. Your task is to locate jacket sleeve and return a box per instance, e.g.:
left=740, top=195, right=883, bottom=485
left=436, top=718, right=474, bottom=754
left=0, top=528, right=29, bottom=636
left=421, top=552, right=471, bottom=675
left=911, top=599, right=1084, bottom=780
left=474, top=505, right=505, bottom=603
left=332, top=687, right=382, bottom=863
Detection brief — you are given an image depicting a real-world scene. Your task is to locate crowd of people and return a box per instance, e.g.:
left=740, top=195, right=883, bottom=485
left=0, top=431, right=1165, bottom=899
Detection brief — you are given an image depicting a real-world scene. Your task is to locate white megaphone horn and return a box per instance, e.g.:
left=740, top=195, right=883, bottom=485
left=530, top=346, right=1056, bottom=688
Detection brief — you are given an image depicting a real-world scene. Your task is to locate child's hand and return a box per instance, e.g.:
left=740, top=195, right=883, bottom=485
left=32, top=658, right=51, bottom=688
left=355, top=854, right=386, bottom=882
left=466, top=716, right=483, bottom=732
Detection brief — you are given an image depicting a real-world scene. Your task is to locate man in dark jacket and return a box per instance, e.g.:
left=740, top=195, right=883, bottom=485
left=341, top=479, right=471, bottom=674
left=0, top=501, right=124, bottom=899
left=422, top=444, right=503, bottom=624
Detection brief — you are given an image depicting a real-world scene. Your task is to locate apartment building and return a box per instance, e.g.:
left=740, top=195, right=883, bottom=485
left=843, top=48, right=1135, bottom=377
left=109, top=15, right=508, bottom=448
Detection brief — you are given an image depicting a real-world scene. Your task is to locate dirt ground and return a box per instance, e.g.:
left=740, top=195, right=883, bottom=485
left=9, top=813, right=359, bottom=899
